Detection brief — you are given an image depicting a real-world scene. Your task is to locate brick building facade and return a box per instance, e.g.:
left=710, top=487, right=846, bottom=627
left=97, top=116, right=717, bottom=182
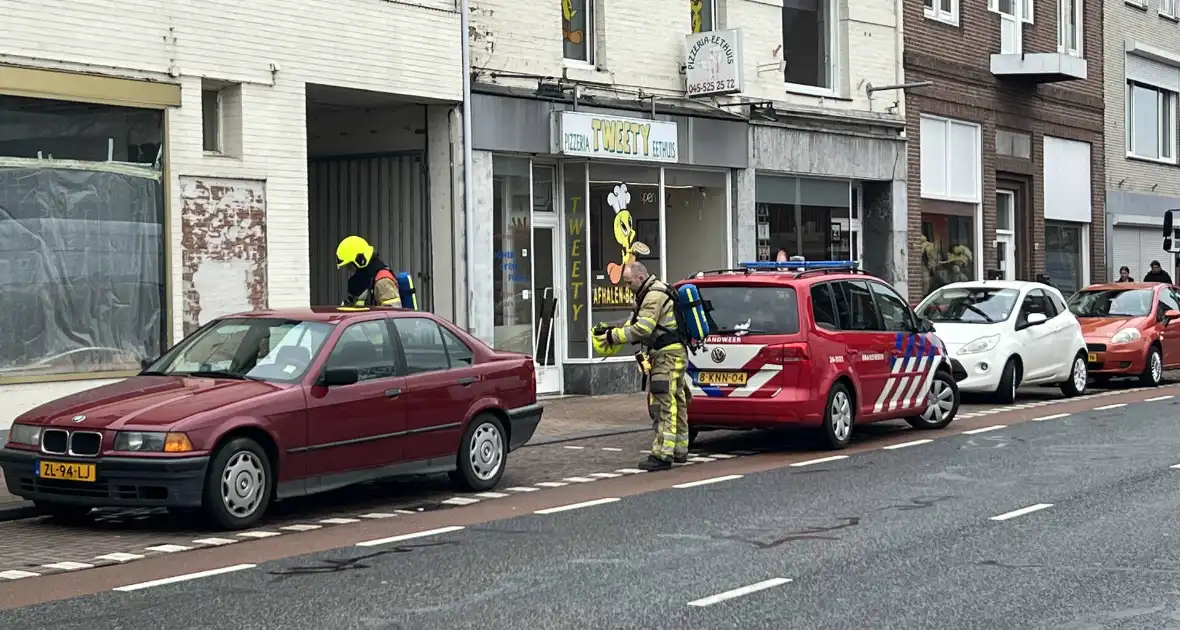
left=905, top=0, right=1105, bottom=304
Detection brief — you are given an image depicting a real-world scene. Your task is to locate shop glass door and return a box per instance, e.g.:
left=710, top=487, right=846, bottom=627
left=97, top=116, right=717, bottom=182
left=531, top=164, right=562, bottom=394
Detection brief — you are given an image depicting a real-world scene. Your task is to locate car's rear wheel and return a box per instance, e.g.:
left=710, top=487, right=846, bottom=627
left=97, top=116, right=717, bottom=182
left=35, top=501, right=91, bottom=521
left=202, top=437, right=272, bottom=530
left=1060, top=352, right=1088, bottom=397
left=821, top=383, right=854, bottom=450
left=449, top=413, right=506, bottom=492
left=994, top=358, right=1019, bottom=404
left=906, top=369, right=959, bottom=430
left=1140, top=345, right=1164, bottom=387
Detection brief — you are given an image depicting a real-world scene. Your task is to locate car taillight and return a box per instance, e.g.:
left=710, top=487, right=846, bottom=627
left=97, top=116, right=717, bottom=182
left=755, top=343, right=809, bottom=364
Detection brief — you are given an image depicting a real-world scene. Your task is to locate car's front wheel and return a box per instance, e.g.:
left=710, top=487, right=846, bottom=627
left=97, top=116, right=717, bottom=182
left=449, top=413, right=506, bottom=492
left=1060, top=352, right=1088, bottom=397
left=821, top=383, right=854, bottom=450
left=907, top=369, right=959, bottom=430
left=1140, top=345, right=1164, bottom=387
left=202, top=437, right=273, bottom=530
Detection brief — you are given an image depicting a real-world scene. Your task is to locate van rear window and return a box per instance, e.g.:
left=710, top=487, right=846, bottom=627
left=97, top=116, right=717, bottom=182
left=696, top=286, right=799, bottom=335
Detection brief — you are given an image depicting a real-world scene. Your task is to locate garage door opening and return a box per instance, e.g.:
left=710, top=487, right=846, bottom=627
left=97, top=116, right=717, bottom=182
left=306, top=85, right=435, bottom=309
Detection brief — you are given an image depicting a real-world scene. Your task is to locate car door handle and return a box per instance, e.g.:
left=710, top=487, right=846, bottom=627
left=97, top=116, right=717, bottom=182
left=384, top=388, right=401, bottom=398
left=457, top=376, right=476, bottom=386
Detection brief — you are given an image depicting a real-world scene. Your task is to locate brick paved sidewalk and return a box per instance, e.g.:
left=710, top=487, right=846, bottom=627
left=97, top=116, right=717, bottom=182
left=0, top=394, right=651, bottom=511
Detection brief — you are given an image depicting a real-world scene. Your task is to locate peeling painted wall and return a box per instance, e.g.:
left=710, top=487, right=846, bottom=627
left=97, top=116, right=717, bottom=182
left=180, top=177, right=268, bottom=335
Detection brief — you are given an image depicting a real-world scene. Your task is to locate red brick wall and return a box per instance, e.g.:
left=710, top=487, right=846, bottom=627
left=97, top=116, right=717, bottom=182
left=903, top=0, right=1105, bottom=303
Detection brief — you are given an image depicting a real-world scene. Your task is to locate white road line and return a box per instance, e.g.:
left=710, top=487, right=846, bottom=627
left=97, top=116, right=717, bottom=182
left=1094, top=403, right=1126, bottom=411
left=883, top=439, right=933, bottom=450
left=961, top=425, right=1006, bottom=435
left=615, top=468, right=646, bottom=474
left=1170, top=464, right=1180, bottom=469
left=0, top=570, right=41, bottom=580
left=280, top=524, right=323, bottom=532
left=42, top=561, right=94, bottom=571
left=535, top=481, right=569, bottom=487
left=319, top=517, right=361, bottom=524
left=144, top=544, right=191, bottom=553
left=1033, top=412, right=1070, bottom=422
left=534, top=498, right=621, bottom=515
left=563, top=446, right=585, bottom=450
left=673, top=474, right=744, bottom=489
left=601, top=447, right=623, bottom=452
left=710, top=454, right=737, bottom=459
left=113, top=564, right=256, bottom=592
left=1146, top=395, right=1174, bottom=402
left=688, top=456, right=716, bottom=462
left=96, top=552, right=144, bottom=562
left=358, top=513, right=398, bottom=519
left=989, top=503, right=1054, bottom=521
left=563, top=477, right=597, bottom=483
left=790, top=455, right=849, bottom=467
left=505, top=486, right=539, bottom=492
left=441, top=497, right=481, bottom=506
left=589, top=472, right=621, bottom=478
left=355, top=526, right=466, bottom=548
left=394, top=509, right=419, bottom=515
left=687, top=578, right=793, bottom=607
left=236, top=531, right=281, bottom=539
left=475, top=492, right=509, bottom=499
left=192, top=538, right=238, bottom=546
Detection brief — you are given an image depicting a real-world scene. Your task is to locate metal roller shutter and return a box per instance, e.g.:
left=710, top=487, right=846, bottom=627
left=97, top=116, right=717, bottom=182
left=1111, top=225, right=1167, bottom=280
left=1127, top=54, right=1180, bottom=93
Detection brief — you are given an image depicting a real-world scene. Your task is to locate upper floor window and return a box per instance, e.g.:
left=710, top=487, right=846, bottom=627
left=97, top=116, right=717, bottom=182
left=988, top=0, right=1034, bottom=23
left=1127, top=82, right=1178, bottom=163
left=923, top=0, right=958, bottom=25
left=562, top=0, right=593, bottom=63
left=691, top=0, right=717, bottom=32
left=1057, top=0, right=1081, bottom=56
left=782, top=0, right=835, bottom=91
left=1163, top=0, right=1178, bottom=18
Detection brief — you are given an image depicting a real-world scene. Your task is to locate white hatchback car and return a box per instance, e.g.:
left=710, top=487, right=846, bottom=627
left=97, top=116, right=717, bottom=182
left=915, top=281, right=1089, bottom=403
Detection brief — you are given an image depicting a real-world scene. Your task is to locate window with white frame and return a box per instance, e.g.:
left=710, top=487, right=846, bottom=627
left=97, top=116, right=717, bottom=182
left=988, top=0, right=1034, bottom=23
left=1163, top=0, right=1178, bottom=18
left=1057, top=0, right=1081, bottom=56
left=782, top=0, right=835, bottom=91
left=923, top=0, right=958, bottom=24
left=691, top=0, right=717, bottom=32
left=562, top=0, right=593, bottom=63
left=1126, top=82, right=1178, bottom=162
left=920, top=115, right=981, bottom=203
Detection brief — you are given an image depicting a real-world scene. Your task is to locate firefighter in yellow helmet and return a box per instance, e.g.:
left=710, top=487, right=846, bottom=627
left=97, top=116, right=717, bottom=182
left=336, top=236, right=402, bottom=307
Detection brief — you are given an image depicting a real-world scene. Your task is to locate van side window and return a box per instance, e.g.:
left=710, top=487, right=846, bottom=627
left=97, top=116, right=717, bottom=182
left=810, top=283, right=839, bottom=330
left=868, top=281, right=913, bottom=332
left=832, top=281, right=882, bottom=331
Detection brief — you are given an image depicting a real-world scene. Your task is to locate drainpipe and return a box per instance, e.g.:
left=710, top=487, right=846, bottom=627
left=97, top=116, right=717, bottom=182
left=460, top=0, right=476, bottom=332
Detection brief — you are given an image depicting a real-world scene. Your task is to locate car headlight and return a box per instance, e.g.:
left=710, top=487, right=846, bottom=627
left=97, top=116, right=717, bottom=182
left=6, top=423, right=41, bottom=447
left=958, top=334, right=1001, bottom=355
left=113, top=431, right=194, bottom=453
left=1111, top=328, right=1142, bottom=344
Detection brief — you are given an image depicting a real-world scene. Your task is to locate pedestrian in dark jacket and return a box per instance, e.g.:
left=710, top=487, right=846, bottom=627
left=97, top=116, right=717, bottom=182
left=1144, top=260, right=1173, bottom=284
left=1116, top=266, right=1134, bottom=282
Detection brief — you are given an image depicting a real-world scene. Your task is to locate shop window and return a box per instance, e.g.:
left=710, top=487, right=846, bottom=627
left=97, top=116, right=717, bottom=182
left=564, top=162, right=590, bottom=359
left=562, top=0, right=594, bottom=63
left=691, top=0, right=717, bottom=32
left=920, top=204, right=976, bottom=297
left=1044, top=221, right=1085, bottom=296
left=587, top=164, right=659, bottom=357
left=754, top=175, right=854, bottom=263
left=0, top=95, right=166, bottom=379
left=491, top=156, right=534, bottom=356
left=665, top=169, right=728, bottom=282
left=782, top=0, right=835, bottom=90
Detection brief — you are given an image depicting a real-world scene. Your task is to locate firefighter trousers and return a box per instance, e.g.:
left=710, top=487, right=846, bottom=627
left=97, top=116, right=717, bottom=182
left=646, top=344, right=690, bottom=461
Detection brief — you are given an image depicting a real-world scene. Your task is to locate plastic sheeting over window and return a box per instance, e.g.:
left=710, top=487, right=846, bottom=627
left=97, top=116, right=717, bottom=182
left=0, top=160, right=165, bottom=378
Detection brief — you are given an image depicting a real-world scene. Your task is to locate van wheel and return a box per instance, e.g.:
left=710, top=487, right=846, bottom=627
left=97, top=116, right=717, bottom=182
left=1060, top=353, right=1088, bottom=397
left=993, top=358, right=1019, bottom=404
left=449, top=414, right=506, bottom=492
left=202, top=437, right=273, bottom=530
left=1140, top=345, right=1164, bottom=387
left=906, top=370, right=959, bottom=430
left=821, top=383, right=854, bottom=450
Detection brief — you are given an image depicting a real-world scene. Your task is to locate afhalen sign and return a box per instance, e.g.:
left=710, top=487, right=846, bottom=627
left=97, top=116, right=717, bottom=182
left=556, top=111, right=679, bottom=163
left=684, top=28, right=744, bottom=97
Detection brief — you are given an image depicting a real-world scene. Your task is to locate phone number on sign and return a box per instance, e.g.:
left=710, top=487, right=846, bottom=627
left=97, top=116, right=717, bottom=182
left=686, top=79, right=737, bottom=95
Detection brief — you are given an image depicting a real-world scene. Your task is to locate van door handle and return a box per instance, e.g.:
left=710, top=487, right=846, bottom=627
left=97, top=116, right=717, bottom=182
left=385, top=388, right=401, bottom=398
left=457, top=377, right=476, bottom=386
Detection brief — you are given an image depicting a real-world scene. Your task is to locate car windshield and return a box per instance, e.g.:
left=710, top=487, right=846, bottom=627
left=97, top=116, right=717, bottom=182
left=147, top=318, right=334, bottom=382
left=695, top=285, right=799, bottom=335
left=1067, top=288, right=1154, bottom=318
left=917, top=287, right=1020, bottom=323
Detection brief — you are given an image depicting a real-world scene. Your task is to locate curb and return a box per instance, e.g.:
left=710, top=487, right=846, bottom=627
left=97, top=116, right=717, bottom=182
left=522, top=426, right=650, bottom=447
left=0, top=501, right=39, bottom=523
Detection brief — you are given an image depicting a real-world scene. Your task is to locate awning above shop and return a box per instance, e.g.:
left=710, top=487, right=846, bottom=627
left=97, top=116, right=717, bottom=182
left=0, top=65, right=180, bottom=109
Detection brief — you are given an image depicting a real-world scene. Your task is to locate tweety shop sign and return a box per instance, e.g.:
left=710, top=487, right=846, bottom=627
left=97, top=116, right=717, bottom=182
left=556, top=111, right=679, bottom=163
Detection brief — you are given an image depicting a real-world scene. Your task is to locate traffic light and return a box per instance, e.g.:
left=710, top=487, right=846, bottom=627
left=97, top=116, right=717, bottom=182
left=1165, top=209, right=1179, bottom=253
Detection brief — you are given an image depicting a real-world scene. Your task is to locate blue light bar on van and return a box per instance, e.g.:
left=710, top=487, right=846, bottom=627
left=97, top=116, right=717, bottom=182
left=738, top=261, right=858, bottom=270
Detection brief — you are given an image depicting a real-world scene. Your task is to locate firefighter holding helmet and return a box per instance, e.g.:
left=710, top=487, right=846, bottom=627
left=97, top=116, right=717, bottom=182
left=336, top=235, right=402, bottom=308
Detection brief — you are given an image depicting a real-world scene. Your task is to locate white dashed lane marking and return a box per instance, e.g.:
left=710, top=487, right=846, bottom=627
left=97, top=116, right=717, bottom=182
left=790, top=455, right=849, bottom=467
left=534, top=498, right=621, bottom=515
left=961, top=425, right=1006, bottom=435
left=192, top=538, right=237, bottom=546
left=673, top=474, right=744, bottom=489
left=883, top=439, right=933, bottom=450
left=1033, top=413, right=1070, bottom=421
left=990, top=503, right=1054, bottom=521
left=42, top=561, right=94, bottom=571
left=687, top=578, right=793, bottom=607
left=441, top=497, right=480, bottom=506
left=1094, top=403, right=1127, bottom=411
left=0, top=570, right=41, bottom=580
left=113, top=564, right=256, bottom=592
left=356, top=526, right=466, bottom=548
left=1146, top=395, right=1174, bottom=402
left=144, top=544, right=190, bottom=553
left=96, top=553, right=144, bottom=563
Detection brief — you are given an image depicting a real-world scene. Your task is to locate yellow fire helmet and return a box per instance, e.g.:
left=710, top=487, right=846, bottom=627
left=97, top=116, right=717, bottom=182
left=336, top=235, right=375, bottom=268
left=592, top=332, right=622, bottom=357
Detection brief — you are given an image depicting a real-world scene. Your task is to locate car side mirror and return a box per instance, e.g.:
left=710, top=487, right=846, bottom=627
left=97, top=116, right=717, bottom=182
left=320, top=367, right=359, bottom=387
left=916, top=317, right=935, bottom=333
left=1025, top=312, right=1048, bottom=326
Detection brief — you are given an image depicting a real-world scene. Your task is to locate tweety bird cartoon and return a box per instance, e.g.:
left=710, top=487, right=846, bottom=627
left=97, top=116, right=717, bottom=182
left=690, top=0, right=704, bottom=32
left=605, top=184, right=650, bottom=285
left=562, top=0, right=584, bottom=44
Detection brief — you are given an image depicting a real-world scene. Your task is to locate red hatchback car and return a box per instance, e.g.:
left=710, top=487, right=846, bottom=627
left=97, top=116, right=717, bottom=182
left=681, top=262, right=966, bottom=449
left=0, top=307, right=542, bottom=530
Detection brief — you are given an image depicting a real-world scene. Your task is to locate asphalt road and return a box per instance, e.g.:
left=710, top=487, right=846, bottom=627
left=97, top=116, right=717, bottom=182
left=4, top=393, right=1180, bottom=628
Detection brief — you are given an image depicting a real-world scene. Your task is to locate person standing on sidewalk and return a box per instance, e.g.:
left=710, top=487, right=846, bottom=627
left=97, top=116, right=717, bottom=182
left=593, top=261, right=689, bottom=471
left=1144, top=260, right=1173, bottom=284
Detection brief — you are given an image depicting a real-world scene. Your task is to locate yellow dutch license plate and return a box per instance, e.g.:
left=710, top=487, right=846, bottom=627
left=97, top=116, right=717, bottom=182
left=697, top=371, right=748, bottom=386
left=1088, top=353, right=1098, bottom=363
left=38, top=461, right=96, bottom=482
